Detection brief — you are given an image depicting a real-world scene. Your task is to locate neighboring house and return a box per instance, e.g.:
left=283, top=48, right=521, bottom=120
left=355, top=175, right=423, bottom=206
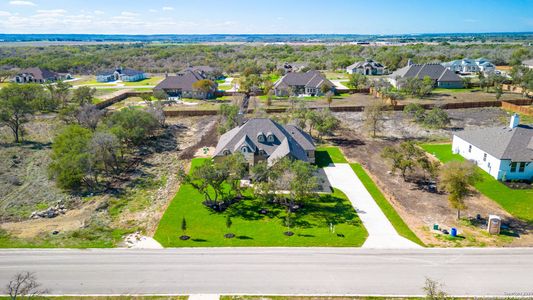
left=213, top=118, right=316, bottom=167
left=96, top=67, right=146, bottom=82
left=442, top=58, right=496, bottom=74
left=523, top=59, right=533, bottom=69
left=279, top=62, right=307, bottom=74
left=153, top=69, right=217, bottom=99
left=273, top=70, right=334, bottom=97
left=346, top=59, right=385, bottom=75
left=452, top=114, right=533, bottom=181
left=183, top=66, right=223, bottom=80
left=14, top=67, right=71, bottom=83
left=389, top=63, right=464, bottom=89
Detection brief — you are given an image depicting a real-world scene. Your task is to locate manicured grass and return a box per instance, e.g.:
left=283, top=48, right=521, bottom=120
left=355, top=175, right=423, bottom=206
left=432, top=87, right=481, bottom=93
left=350, top=164, right=425, bottom=246
left=154, top=158, right=368, bottom=247
left=315, top=146, right=348, bottom=167
left=420, top=143, right=533, bottom=223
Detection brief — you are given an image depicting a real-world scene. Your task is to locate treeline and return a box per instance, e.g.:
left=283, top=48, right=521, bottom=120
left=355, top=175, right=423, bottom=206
left=0, top=43, right=530, bottom=75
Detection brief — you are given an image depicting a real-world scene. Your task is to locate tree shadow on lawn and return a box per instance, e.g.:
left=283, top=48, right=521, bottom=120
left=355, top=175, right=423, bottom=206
left=226, top=197, right=283, bottom=221
left=315, top=151, right=334, bottom=168
left=292, top=194, right=362, bottom=229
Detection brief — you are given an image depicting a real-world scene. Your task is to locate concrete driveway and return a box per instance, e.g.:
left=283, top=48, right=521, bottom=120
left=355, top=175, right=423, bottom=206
left=323, top=163, right=421, bottom=249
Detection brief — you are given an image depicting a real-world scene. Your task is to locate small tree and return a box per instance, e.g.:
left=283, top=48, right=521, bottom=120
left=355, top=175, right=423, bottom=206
left=0, top=84, right=42, bottom=143
left=180, top=217, right=189, bottom=239
left=423, top=278, right=448, bottom=300
left=192, top=79, right=216, bottom=99
left=423, top=108, right=450, bottom=129
left=179, top=160, right=229, bottom=210
left=6, top=271, right=47, bottom=300
left=73, top=86, right=96, bottom=106
left=325, top=91, right=334, bottom=108
left=404, top=103, right=425, bottom=123
left=363, top=100, right=386, bottom=138
left=495, top=84, right=503, bottom=101
left=225, top=215, right=233, bottom=238
left=347, top=73, right=368, bottom=90
left=438, top=161, right=482, bottom=219
left=320, top=84, right=331, bottom=95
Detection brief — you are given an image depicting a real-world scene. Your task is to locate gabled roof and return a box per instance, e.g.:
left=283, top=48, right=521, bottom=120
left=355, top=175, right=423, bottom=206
left=391, top=63, right=462, bottom=82
left=97, top=67, right=144, bottom=77
left=154, top=70, right=207, bottom=92
left=17, top=67, right=59, bottom=80
left=213, top=118, right=315, bottom=165
left=347, top=59, right=384, bottom=70
left=274, top=71, right=333, bottom=89
left=455, top=124, right=533, bottom=161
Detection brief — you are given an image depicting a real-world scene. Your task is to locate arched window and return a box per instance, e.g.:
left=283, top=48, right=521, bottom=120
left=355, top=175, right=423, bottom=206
left=241, top=146, right=248, bottom=153
left=267, top=133, right=275, bottom=143
left=223, top=149, right=231, bottom=156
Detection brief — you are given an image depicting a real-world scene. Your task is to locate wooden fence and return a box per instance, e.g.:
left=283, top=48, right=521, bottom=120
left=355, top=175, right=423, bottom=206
left=95, top=90, right=152, bottom=109
left=501, top=100, right=533, bottom=116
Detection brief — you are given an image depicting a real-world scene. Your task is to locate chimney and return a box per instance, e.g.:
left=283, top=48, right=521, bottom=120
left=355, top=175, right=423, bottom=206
left=407, top=59, right=413, bottom=67
left=165, top=71, right=168, bottom=78
left=510, top=113, right=520, bottom=129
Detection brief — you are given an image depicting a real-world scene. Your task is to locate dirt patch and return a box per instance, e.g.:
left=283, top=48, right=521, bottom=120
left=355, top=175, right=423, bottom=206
left=333, top=108, right=533, bottom=247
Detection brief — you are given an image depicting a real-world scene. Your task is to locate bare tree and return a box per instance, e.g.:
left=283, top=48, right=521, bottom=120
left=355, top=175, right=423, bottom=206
left=423, top=277, right=448, bottom=300
left=363, top=100, right=386, bottom=138
left=144, top=100, right=166, bottom=127
left=6, top=272, right=47, bottom=300
left=76, top=104, right=104, bottom=130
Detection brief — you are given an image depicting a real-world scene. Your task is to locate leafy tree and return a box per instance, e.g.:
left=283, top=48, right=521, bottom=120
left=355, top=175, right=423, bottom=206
left=363, top=100, right=386, bottom=137
left=192, top=79, right=216, bottom=99
left=401, top=76, right=433, bottom=98
left=73, top=86, right=96, bottom=105
left=220, top=153, right=248, bottom=198
left=423, top=108, right=450, bottom=129
left=310, top=108, right=339, bottom=140
left=381, top=141, right=425, bottom=180
left=347, top=73, right=368, bottom=89
left=404, top=103, right=426, bottom=123
left=45, top=81, right=71, bottom=108
left=0, top=84, right=43, bottom=143
left=438, top=161, right=482, bottom=219
left=76, top=104, right=104, bottom=130
left=0, top=69, right=16, bottom=83
left=107, top=107, right=159, bottom=146
left=325, top=91, right=334, bottom=108
left=225, top=215, right=233, bottom=232
left=181, top=217, right=187, bottom=235
left=89, top=131, right=123, bottom=177
left=179, top=160, right=230, bottom=210
left=49, top=125, right=95, bottom=190
left=218, top=103, right=240, bottom=134
left=320, top=84, right=331, bottom=95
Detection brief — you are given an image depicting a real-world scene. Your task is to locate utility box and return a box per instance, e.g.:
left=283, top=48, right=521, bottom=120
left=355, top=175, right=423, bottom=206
left=488, top=215, right=501, bottom=235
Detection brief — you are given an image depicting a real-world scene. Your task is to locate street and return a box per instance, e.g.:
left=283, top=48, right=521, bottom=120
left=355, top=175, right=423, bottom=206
left=1, top=248, right=532, bottom=296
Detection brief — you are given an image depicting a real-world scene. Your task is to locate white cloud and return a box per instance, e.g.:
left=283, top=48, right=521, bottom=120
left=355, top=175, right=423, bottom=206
left=94, top=10, right=105, bottom=15
left=149, top=9, right=157, bottom=13
left=162, top=6, right=174, bottom=11
left=9, top=1, right=36, bottom=6
left=0, top=11, right=12, bottom=16
left=121, top=11, right=140, bottom=17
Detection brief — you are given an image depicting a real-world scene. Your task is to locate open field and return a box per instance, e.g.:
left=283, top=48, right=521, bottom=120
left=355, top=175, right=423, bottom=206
left=420, top=143, right=533, bottom=223
left=154, top=157, right=368, bottom=247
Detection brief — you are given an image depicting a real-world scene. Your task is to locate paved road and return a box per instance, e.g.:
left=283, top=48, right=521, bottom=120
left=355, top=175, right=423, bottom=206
left=323, top=163, right=421, bottom=249
left=1, top=248, right=532, bottom=297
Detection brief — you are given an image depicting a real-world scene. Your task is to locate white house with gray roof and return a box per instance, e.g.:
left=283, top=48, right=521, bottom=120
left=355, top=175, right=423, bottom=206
left=213, top=118, right=315, bottom=167
left=389, top=63, right=464, bottom=89
left=346, top=59, right=385, bottom=75
left=452, top=114, right=533, bottom=181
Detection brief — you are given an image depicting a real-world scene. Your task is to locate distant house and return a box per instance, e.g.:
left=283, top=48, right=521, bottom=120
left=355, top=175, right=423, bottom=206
left=153, top=69, right=217, bottom=99
left=346, top=59, right=385, bottom=75
left=389, top=62, right=463, bottom=89
left=14, top=67, right=71, bottom=83
left=523, top=59, right=533, bottom=69
left=213, top=118, right=316, bottom=167
left=273, top=70, right=334, bottom=97
left=452, top=114, right=533, bottom=181
left=279, top=62, right=308, bottom=74
left=442, top=58, right=496, bottom=74
left=96, top=67, right=146, bottom=82
left=183, top=66, right=223, bottom=80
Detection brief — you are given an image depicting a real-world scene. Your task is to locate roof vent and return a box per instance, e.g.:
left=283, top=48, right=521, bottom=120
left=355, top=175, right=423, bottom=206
left=510, top=113, right=520, bottom=129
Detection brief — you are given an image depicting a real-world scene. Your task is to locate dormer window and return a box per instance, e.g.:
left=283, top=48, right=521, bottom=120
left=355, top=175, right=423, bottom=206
left=259, top=149, right=266, bottom=156
left=266, top=132, right=275, bottom=143
left=257, top=132, right=265, bottom=143
left=223, top=149, right=231, bottom=156
left=241, top=146, right=248, bottom=153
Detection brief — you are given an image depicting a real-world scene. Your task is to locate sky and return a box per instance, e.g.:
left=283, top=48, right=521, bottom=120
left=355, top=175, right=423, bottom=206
left=0, top=0, right=532, bottom=35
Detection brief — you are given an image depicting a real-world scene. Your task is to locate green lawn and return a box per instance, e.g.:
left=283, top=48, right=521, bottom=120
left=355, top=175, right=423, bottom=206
left=154, top=158, right=368, bottom=247
left=432, top=87, right=481, bottom=93
left=350, top=164, right=425, bottom=246
left=420, top=143, right=533, bottom=223
left=315, top=146, right=348, bottom=167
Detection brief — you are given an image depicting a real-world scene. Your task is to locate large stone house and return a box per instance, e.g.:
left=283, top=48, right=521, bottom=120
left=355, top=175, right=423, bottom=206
left=452, top=114, right=533, bottom=181
left=346, top=59, right=385, bottom=75
left=389, top=62, right=464, bottom=89
left=14, top=67, right=71, bottom=83
left=442, top=58, right=496, bottom=75
left=273, top=70, right=334, bottom=97
left=213, top=118, right=316, bottom=167
left=96, top=67, right=146, bottom=82
left=153, top=69, right=217, bottom=99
